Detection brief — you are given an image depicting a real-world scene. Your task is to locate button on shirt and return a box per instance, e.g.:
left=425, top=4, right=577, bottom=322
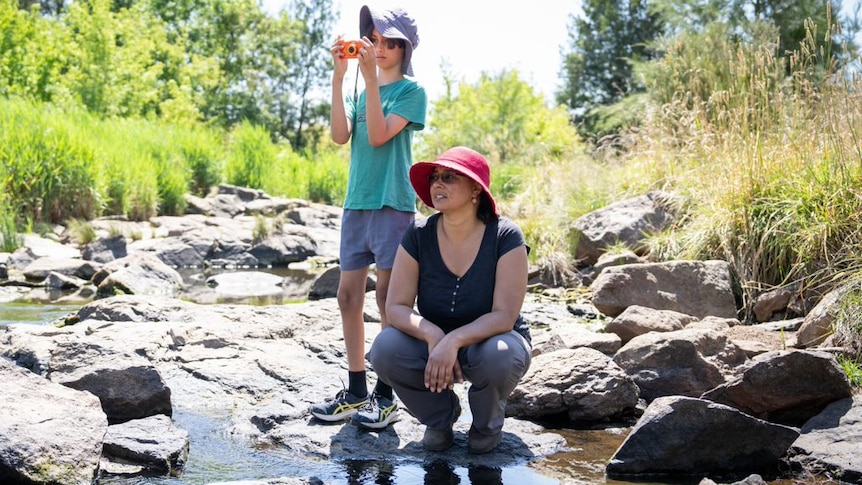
left=400, top=213, right=531, bottom=343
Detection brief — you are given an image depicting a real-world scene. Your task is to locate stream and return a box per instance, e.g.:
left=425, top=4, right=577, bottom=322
left=1, top=268, right=835, bottom=485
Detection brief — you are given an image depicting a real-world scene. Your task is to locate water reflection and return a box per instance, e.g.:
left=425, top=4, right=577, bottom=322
left=0, top=300, right=81, bottom=326
left=343, top=460, right=395, bottom=484
left=175, top=266, right=322, bottom=305
left=467, top=465, right=503, bottom=485
left=0, top=266, right=326, bottom=321
left=342, top=460, right=505, bottom=485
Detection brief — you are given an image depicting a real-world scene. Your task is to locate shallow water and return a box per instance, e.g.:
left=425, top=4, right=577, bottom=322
left=97, top=409, right=564, bottom=485
left=2, top=271, right=844, bottom=485
left=95, top=409, right=831, bottom=485
left=0, top=300, right=81, bottom=326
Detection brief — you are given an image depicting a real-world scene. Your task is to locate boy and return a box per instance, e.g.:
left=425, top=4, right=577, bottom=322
left=310, top=4, right=426, bottom=430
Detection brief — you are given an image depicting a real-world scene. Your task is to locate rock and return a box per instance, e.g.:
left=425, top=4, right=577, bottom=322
left=701, top=350, right=852, bottom=426
left=0, top=357, right=107, bottom=484
left=507, top=347, right=640, bottom=422
left=613, top=328, right=748, bottom=401
left=102, top=414, right=189, bottom=476
left=607, top=396, right=799, bottom=479
left=787, top=395, right=862, bottom=482
left=591, top=260, right=739, bottom=319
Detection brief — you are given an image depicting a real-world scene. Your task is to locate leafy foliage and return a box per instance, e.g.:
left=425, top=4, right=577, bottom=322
left=556, top=0, right=662, bottom=139
left=424, top=69, right=581, bottom=166
left=559, top=0, right=855, bottom=141
left=0, top=0, right=334, bottom=151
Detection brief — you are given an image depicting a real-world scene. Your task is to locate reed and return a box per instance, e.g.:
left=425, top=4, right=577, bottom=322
left=595, top=19, right=862, bottom=312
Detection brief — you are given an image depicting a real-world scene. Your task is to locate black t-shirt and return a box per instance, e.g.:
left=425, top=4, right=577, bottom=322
left=400, top=213, right=531, bottom=343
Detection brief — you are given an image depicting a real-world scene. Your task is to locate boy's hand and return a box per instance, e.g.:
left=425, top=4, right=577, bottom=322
left=330, top=36, right=349, bottom=76
left=356, top=36, right=378, bottom=80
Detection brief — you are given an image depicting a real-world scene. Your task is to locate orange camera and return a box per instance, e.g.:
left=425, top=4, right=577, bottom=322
left=341, top=40, right=362, bottom=59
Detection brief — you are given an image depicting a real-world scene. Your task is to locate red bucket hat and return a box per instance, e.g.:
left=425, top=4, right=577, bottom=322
left=409, top=146, right=498, bottom=215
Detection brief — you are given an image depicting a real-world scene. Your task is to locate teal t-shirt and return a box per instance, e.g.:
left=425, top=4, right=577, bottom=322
left=345, top=78, right=427, bottom=212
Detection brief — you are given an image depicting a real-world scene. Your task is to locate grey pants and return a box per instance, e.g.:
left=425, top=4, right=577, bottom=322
left=368, top=326, right=531, bottom=434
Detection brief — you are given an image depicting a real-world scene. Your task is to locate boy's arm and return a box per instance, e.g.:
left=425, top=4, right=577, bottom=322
left=363, top=78, right=409, bottom=147
left=329, top=39, right=351, bottom=145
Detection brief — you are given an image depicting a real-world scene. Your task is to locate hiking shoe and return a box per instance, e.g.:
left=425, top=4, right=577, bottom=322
left=309, top=389, right=369, bottom=422
left=422, top=397, right=461, bottom=451
left=422, top=426, right=455, bottom=451
left=467, top=425, right=503, bottom=454
left=351, top=393, right=399, bottom=429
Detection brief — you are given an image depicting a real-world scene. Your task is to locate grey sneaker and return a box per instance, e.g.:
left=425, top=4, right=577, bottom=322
left=422, top=398, right=461, bottom=451
left=309, top=389, right=369, bottom=422
left=351, top=393, right=399, bottom=429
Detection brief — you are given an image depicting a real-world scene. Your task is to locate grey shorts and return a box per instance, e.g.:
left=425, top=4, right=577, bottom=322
left=339, top=207, right=415, bottom=271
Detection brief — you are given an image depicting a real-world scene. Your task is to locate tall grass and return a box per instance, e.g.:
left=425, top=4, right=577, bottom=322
left=0, top=99, right=100, bottom=223
left=224, top=122, right=349, bottom=206
left=0, top=200, right=22, bottom=252
left=0, top=96, right=351, bottom=233
left=592, top=19, right=862, bottom=314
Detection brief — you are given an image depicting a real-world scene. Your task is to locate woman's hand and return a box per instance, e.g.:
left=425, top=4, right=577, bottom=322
left=425, top=332, right=464, bottom=393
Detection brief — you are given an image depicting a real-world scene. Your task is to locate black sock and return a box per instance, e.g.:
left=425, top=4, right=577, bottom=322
left=348, top=371, right=367, bottom=398
left=373, top=380, right=393, bottom=401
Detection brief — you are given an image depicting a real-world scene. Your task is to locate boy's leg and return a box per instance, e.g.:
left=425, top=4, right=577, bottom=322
left=364, top=208, right=412, bottom=401
left=309, top=210, right=373, bottom=422
left=337, top=267, right=371, bottom=380
left=350, top=209, right=412, bottom=429
left=374, top=268, right=391, bottom=327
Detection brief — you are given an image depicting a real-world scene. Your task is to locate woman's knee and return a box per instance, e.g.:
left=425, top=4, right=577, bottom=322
left=467, top=334, right=531, bottom=384
left=368, top=327, right=409, bottom=372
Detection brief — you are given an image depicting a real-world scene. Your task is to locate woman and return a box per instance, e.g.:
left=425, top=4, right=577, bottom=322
left=368, top=146, right=532, bottom=454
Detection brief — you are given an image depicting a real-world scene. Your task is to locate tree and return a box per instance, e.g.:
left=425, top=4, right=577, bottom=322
left=0, top=0, right=72, bottom=103
left=279, top=0, right=335, bottom=151
left=61, top=0, right=211, bottom=120
left=556, top=0, right=662, bottom=139
left=143, top=0, right=335, bottom=147
left=425, top=69, right=581, bottom=166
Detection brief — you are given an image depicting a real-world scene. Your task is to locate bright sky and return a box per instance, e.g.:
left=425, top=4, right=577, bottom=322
left=260, top=1, right=862, bottom=104
left=265, top=0, right=583, bottom=104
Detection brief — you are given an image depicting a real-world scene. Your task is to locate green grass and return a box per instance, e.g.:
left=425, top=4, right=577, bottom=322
left=0, top=96, right=352, bottom=230
left=531, top=21, right=862, bottom=315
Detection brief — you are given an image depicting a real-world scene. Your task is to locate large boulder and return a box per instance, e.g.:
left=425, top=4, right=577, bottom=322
left=613, top=328, right=748, bottom=401
left=607, top=396, right=799, bottom=480
left=569, top=191, right=679, bottom=267
left=591, top=260, right=738, bottom=319
left=787, top=396, right=862, bottom=483
left=0, top=358, right=107, bottom=484
left=701, top=350, right=852, bottom=426
left=507, top=347, right=640, bottom=422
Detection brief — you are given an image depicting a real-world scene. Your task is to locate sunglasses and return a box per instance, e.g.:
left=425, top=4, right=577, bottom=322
left=371, top=37, right=403, bottom=50
left=427, top=171, right=464, bottom=185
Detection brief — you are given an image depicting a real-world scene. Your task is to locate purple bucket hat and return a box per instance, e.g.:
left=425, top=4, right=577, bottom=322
left=359, top=5, right=419, bottom=76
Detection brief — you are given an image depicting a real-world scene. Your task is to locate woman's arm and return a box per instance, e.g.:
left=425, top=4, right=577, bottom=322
left=425, top=245, right=529, bottom=392
left=385, top=245, right=446, bottom=345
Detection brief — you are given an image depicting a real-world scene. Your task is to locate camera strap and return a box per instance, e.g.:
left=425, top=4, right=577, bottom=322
left=353, top=64, right=360, bottom=104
